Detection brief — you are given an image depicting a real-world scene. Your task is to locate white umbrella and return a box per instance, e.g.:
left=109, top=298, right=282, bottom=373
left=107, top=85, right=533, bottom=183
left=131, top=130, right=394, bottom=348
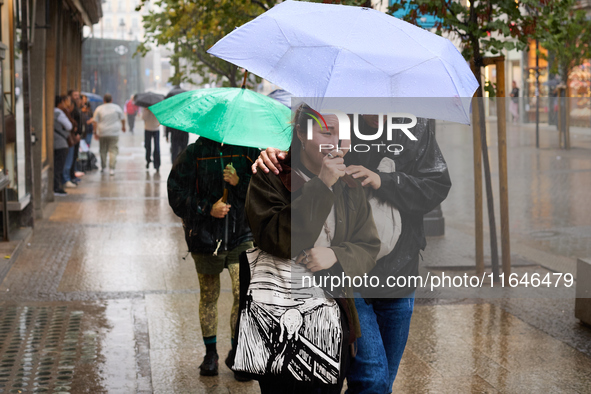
left=208, top=1, right=479, bottom=124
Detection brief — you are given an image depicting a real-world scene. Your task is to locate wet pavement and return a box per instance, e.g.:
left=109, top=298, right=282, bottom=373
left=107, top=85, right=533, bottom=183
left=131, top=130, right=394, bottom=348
left=0, top=118, right=589, bottom=393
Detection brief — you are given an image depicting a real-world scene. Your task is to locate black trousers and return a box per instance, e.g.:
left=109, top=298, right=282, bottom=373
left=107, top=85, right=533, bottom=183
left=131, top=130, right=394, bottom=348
left=54, top=148, right=68, bottom=191
left=145, top=130, right=161, bottom=170
left=128, top=114, right=136, bottom=132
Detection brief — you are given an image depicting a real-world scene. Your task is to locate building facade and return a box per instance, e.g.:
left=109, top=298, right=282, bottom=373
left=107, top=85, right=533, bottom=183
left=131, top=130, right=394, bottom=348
left=97, top=0, right=144, bottom=41
left=0, top=0, right=102, bottom=239
left=81, top=37, right=144, bottom=106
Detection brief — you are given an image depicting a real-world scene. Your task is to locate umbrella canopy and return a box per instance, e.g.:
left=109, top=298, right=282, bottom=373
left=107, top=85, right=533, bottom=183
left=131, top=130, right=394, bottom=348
left=166, top=85, right=187, bottom=99
left=81, top=92, right=103, bottom=103
left=149, top=88, right=292, bottom=150
left=134, top=92, right=165, bottom=107
left=267, top=89, right=293, bottom=108
left=208, top=1, right=479, bottom=124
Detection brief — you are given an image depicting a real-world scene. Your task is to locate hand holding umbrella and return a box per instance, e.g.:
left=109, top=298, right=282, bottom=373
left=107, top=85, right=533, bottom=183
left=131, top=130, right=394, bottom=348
left=223, top=163, right=239, bottom=186
left=210, top=198, right=230, bottom=219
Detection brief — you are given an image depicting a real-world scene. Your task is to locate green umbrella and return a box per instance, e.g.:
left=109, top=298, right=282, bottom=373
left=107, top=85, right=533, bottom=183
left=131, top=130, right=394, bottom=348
left=149, top=87, right=292, bottom=150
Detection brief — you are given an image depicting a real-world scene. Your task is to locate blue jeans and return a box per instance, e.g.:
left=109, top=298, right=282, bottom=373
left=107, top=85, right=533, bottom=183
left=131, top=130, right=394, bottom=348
left=84, top=131, right=93, bottom=147
left=62, top=146, right=75, bottom=183
left=346, top=294, right=415, bottom=394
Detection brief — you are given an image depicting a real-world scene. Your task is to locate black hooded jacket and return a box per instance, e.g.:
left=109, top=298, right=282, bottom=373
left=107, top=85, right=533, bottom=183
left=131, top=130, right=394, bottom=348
left=167, top=138, right=259, bottom=254
left=345, top=115, right=452, bottom=298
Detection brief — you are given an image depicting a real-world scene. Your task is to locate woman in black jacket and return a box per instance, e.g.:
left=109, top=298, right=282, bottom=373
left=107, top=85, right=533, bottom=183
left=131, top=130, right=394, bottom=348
left=167, top=137, right=259, bottom=379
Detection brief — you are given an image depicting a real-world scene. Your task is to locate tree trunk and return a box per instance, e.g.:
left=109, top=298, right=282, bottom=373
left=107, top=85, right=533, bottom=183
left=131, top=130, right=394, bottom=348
left=171, top=41, right=182, bottom=85
left=472, top=44, right=500, bottom=281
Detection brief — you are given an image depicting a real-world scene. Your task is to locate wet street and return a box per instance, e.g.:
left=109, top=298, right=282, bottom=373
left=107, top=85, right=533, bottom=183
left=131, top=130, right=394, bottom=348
left=0, top=119, right=590, bottom=393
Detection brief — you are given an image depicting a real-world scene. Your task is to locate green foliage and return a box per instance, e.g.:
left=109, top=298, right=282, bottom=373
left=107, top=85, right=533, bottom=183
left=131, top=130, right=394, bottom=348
left=136, top=0, right=279, bottom=87
left=387, top=0, right=538, bottom=70
left=535, top=0, right=591, bottom=86
left=484, top=80, right=497, bottom=97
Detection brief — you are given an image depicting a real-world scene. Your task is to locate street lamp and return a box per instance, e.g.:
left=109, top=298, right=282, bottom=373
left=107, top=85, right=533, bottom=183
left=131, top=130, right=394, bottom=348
left=119, top=19, right=126, bottom=40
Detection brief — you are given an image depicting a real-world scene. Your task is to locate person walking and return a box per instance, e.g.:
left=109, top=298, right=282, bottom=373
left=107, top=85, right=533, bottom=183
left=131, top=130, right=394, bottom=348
left=92, top=93, right=125, bottom=176
left=167, top=137, right=258, bottom=380
left=53, top=95, right=73, bottom=196
left=141, top=108, right=161, bottom=172
left=124, top=94, right=139, bottom=134
left=510, top=81, right=520, bottom=123
left=166, top=125, right=188, bottom=164
left=253, top=114, right=452, bottom=394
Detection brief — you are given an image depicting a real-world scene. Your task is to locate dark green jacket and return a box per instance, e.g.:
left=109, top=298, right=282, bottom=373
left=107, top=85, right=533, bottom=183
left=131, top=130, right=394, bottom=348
left=245, top=157, right=380, bottom=339
left=168, top=138, right=259, bottom=254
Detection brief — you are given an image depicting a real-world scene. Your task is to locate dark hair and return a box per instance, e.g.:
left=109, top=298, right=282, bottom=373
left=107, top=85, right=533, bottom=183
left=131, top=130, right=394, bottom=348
left=290, top=103, right=316, bottom=165
left=55, top=95, right=69, bottom=107
left=104, top=93, right=112, bottom=103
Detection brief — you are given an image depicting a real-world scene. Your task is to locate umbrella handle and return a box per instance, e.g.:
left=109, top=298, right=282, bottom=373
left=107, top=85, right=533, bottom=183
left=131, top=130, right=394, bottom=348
left=221, top=188, right=229, bottom=204
left=241, top=70, right=248, bottom=89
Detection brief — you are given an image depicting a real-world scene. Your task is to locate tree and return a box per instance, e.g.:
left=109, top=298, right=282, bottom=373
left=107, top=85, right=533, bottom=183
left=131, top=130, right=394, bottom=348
left=537, top=0, right=591, bottom=91
left=136, top=0, right=280, bottom=87
left=386, top=0, right=541, bottom=279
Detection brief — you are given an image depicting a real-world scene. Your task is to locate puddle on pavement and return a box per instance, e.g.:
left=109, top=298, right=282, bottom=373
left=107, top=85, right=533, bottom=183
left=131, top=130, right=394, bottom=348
left=0, top=301, right=138, bottom=393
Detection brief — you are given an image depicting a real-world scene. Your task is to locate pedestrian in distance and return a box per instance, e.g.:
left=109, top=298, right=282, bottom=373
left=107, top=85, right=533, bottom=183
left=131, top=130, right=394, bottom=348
left=91, top=93, right=125, bottom=176
left=62, top=90, right=82, bottom=188
left=167, top=137, right=259, bottom=381
left=80, top=95, right=94, bottom=148
left=166, top=124, right=189, bottom=164
left=253, top=113, right=452, bottom=394
left=124, top=94, right=139, bottom=134
left=141, top=108, right=161, bottom=172
left=242, top=104, right=380, bottom=394
left=510, top=81, right=520, bottom=123
left=165, top=85, right=189, bottom=164
left=69, top=90, right=87, bottom=181
left=53, top=95, right=73, bottom=196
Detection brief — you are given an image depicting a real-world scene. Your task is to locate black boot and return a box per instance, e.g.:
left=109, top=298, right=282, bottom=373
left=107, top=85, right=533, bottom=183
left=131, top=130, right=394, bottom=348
left=199, top=351, right=219, bottom=376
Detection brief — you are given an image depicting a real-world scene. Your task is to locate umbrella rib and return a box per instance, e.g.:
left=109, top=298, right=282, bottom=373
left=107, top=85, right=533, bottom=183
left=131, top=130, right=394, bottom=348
left=388, top=57, right=438, bottom=80
left=320, top=46, right=344, bottom=99
left=271, top=16, right=290, bottom=45
left=323, top=7, right=381, bottom=97
left=435, top=57, right=462, bottom=99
